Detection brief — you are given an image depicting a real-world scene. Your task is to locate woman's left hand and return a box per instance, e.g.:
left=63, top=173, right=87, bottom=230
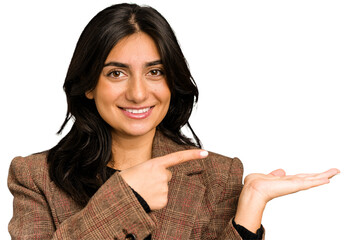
left=243, top=168, right=340, bottom=203
left=234, top=168, right=340, bottom=233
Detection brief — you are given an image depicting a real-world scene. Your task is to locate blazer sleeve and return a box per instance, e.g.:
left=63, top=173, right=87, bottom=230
left=206, top=157, right=265, bottom=240
left=8, top=156, right=156, bottom=240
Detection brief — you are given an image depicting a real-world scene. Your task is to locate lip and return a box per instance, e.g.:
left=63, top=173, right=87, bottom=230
left=119, top=106, right=154, bottom=119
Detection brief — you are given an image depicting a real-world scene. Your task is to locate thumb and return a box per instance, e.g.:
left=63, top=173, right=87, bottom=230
left=269, top=169, right=286, bottom=177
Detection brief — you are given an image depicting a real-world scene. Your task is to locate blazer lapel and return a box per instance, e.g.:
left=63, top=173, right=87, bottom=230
left=150, top=131, right=206, bottom=239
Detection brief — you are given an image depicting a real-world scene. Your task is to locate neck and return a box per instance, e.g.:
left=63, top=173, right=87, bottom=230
left=109, top=129, right=156, bottom=170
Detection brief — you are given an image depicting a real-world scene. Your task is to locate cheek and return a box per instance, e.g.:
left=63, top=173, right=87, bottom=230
left=157, top=83, right=171, bottom=106
left=93, top=81, right=122, bottom=104
left=162, top=89, right=171, bottom=106
left=160, top=93, right=171, bottom=115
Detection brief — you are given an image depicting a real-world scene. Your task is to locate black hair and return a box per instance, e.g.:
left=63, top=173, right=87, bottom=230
left=47, top=3, right=201, bottom=206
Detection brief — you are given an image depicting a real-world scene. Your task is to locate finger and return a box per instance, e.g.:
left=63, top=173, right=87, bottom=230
left=308, top=168, right=340, bottom=180
left=269, top=169, right=286, bottom=177
left=297, top=169, right=339, bottom=190
left=158, top=149, right=208, bottom=168
left=290, top=168, right=340, bottom=179
left=320, top=168, right=340, bottom=179
left=295, top=173, right=314, bottom=178
left=301, top=177, right=331, bottom=190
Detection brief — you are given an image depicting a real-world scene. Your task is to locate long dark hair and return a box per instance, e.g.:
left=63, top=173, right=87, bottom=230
left=47, top=3, right=201, bottom=206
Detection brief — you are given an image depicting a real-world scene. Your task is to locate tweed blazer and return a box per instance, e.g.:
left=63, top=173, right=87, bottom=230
left=8, top=131, right=264, bottom=240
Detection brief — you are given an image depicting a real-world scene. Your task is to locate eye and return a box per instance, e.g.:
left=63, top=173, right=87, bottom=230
left=107, top=70, right=126, bottom=78
left=147, top=69, right=164, bottom=76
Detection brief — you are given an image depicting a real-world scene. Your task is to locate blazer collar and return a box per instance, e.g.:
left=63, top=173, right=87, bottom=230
left=151, top=130, right=204, bottom=175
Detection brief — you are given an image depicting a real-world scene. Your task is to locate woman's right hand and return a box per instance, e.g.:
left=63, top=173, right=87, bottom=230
left=119, top=149, right=208, bottom=210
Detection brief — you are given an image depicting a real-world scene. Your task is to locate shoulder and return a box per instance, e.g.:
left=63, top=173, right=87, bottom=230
left=195, top=151, right=244, bottom=205
left=9, top=151, right=49, bottom=175
left=198, top=151, right=243, bottom=189
left=202, top=151, right=243, bottom=176
left=8, top=152, right=50, bottom=192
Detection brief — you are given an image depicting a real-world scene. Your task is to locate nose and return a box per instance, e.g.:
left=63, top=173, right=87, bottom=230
left=125, top=74, right=148, bottom=103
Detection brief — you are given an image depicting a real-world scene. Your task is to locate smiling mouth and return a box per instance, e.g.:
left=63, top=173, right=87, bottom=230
left=118, top=106, right=155, bottom=119
left=120, top=106, right=153, bottom=113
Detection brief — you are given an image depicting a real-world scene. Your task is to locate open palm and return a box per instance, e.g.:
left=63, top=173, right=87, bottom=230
left=243, top=168, right=340, bottom=203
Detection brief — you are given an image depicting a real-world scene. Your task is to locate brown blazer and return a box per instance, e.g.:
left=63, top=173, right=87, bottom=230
left=8, top=131, right=260, bottom=239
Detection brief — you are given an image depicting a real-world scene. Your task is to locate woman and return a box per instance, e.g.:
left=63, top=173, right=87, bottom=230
left=8, top=3, right=339, bottom=239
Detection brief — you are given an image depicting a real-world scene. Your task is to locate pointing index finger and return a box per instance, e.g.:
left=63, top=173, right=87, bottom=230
left=159, top=149, right=208, bottom=168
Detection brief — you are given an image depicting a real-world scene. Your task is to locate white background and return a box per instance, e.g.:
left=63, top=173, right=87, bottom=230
left=1, top=0, right=359, bottom=239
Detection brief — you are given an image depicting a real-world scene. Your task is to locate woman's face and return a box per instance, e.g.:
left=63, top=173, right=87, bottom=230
left=86, top=32, right=171, bottom=139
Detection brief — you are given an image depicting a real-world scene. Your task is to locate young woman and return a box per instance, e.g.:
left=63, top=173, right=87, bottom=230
left=8, top=3, right=339, bottom=239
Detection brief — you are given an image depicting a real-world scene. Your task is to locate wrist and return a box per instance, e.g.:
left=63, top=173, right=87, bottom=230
left=234, top=187, right=267, bottom=233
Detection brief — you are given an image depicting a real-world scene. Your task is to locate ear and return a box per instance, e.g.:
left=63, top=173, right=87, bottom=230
left=85, top=90, right=94, bottom=99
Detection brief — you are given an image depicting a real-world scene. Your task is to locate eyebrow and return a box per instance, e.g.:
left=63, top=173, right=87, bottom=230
left=103, top=60, right=162, bottom=68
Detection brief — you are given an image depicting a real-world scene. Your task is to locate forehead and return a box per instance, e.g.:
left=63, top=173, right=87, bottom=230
left=105, top=32, right=161, bottom=64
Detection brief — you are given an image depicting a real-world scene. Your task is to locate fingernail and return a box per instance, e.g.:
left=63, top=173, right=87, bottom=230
left=200, top=151, right=208, bottom=157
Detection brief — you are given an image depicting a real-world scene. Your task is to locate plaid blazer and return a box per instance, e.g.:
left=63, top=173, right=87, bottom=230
left=8, top=131, right=260, bottom=240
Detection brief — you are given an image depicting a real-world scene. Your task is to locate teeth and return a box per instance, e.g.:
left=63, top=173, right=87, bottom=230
left=125, top=107, right=151, bottom=114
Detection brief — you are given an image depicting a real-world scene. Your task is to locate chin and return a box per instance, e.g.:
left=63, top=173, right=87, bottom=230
left=120, top=126, right=156, bottom=138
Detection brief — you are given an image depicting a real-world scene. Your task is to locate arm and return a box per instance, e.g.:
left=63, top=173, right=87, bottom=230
left=8, top=156, right=156, bottom=239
